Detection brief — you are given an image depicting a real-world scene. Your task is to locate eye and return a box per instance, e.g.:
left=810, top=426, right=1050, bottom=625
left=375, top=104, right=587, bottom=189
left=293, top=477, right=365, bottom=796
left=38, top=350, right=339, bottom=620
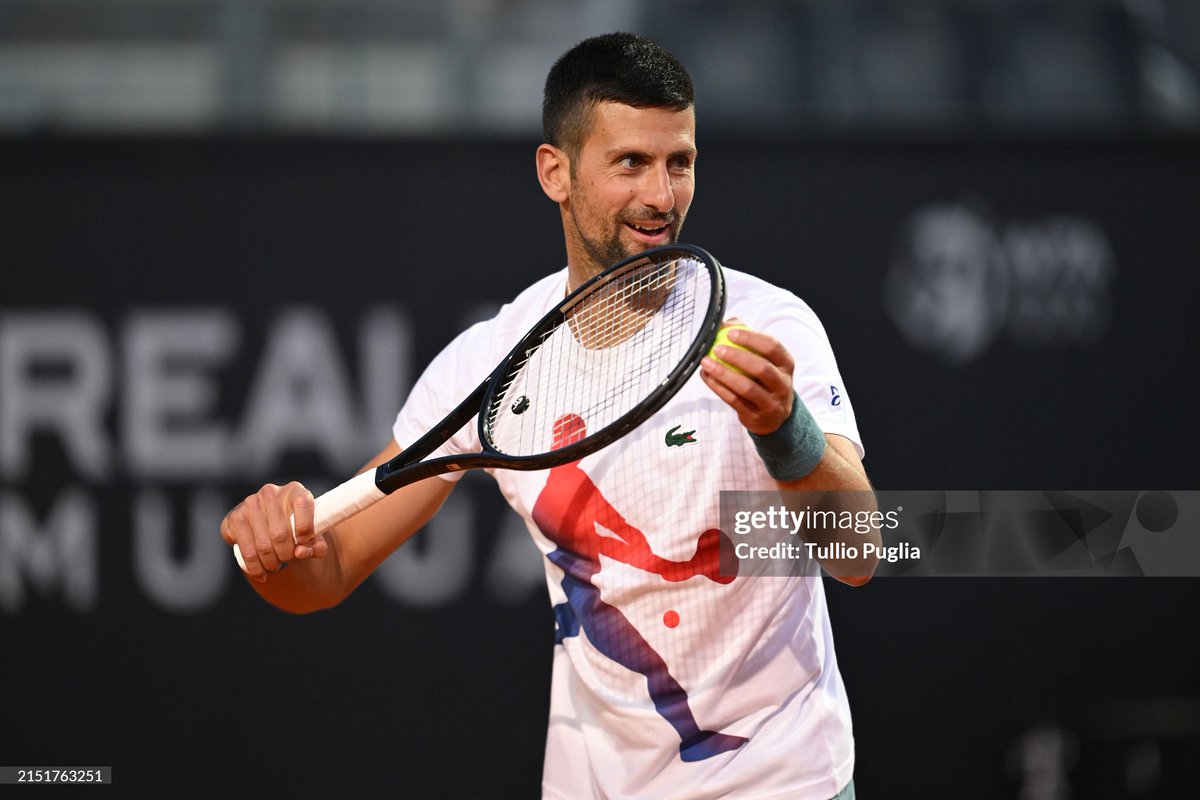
left=619, top=154, right=644, bottom=169
left=670, top=155, right=694, bottom=171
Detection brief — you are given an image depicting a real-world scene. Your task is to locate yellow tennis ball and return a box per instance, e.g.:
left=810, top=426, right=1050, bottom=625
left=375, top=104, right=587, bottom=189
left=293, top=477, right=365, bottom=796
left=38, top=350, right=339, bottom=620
left=709, top=323, right=753, bottom=374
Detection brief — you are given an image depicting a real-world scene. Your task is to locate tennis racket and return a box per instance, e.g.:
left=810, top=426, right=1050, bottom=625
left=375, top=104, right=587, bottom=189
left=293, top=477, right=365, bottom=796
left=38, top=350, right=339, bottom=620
left=234, top=243, right=726, bottom=571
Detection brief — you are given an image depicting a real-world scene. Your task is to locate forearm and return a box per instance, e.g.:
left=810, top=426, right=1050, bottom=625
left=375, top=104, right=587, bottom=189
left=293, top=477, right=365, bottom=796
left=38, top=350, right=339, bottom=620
left=245, top=540, right=347, bottom=614
left=244, top=474, right=455, bottom=613
left=778, top=436, right=881, bottom=585
left=226, top=440, right=454, bottom=613
left=697, top=324, right=879, bottom=583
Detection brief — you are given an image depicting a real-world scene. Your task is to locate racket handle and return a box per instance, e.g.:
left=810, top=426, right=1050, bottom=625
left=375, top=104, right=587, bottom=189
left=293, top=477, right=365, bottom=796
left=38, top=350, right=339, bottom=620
left=232, top=469, right=387, bottom=573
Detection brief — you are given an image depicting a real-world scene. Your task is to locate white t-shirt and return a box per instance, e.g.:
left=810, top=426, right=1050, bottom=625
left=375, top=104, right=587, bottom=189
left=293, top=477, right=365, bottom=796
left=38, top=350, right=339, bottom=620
left=393, top=267, right=862, bottom=800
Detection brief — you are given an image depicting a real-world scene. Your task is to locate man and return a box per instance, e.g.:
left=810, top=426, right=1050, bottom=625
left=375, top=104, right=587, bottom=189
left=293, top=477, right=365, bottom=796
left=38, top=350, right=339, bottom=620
left=222, top=32, right=878, bottom=799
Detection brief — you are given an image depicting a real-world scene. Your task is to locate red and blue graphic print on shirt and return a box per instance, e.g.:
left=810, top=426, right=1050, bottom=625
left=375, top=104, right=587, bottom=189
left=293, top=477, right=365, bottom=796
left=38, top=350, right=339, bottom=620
left=531, top=413, right=747, bottom=763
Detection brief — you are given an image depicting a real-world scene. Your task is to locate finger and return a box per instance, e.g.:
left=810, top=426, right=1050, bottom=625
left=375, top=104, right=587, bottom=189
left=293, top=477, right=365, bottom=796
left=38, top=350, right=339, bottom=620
left=262, top=489, right=298, bottom=566
left=709, top=331, right=795, bottom=420
left=287, top=484, right=330, bottom=561
left=716, top=338, right=793, bottom=399
left=701, top=357, right=792, bottom=435
left=219, top=506, right=238, bottom=546
left=705, top=350, right=780, bottom=409
left=726, top=327, right=794, bottom=375
left=245, top=494, right=286, bottom=574
left=700, top=359, right=765, bottom=417
left=700, top=371, right=767, bottom=434
left=710, top=325, right=791, bottom=390
left=293, top=536, right=329, bottom=561
left=224, top=504, right=268, bottom=582
left=288, top=483, right=317, bottom=546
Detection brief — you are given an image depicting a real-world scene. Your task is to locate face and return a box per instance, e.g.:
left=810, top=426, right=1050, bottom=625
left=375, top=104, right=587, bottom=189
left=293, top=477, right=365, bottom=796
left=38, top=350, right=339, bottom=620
left=560, top=102, right=697, bottom=283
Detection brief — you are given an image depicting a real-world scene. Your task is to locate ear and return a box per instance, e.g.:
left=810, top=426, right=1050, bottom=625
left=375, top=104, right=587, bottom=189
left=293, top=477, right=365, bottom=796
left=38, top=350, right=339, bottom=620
left=536, top=143, right=570, bottom=203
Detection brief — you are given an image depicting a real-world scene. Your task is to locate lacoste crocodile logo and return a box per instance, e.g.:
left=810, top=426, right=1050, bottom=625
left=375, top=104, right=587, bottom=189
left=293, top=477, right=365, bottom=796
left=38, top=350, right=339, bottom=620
left=665, top=425, right=697, bottom=447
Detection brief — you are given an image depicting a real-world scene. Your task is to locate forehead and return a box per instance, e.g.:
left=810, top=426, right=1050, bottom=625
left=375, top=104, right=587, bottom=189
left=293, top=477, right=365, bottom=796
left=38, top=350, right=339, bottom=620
left=578, top=101, right=696, bottom=154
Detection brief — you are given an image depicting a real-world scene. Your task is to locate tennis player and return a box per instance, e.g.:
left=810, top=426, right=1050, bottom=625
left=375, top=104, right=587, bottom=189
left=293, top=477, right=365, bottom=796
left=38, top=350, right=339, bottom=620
left=222, top=32, right=878, bottom=800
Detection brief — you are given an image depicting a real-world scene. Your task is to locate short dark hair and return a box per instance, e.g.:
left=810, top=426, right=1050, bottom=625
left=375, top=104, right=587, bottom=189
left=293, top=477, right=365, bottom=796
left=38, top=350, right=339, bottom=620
left=542, top=33, right=694, bottom=157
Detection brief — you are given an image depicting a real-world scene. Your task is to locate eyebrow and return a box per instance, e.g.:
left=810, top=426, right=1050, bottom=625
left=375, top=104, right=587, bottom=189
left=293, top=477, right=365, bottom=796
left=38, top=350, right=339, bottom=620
left=604, top=147, right=698, bottom=162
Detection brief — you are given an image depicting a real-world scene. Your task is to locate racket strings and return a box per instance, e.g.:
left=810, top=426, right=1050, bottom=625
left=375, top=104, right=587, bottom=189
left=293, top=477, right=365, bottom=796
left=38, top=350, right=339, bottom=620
left=485, top=261, right=673, bottom=427
left=486, top=255, right=712, bottom=458
left=568, top=262, right=677, bottom=350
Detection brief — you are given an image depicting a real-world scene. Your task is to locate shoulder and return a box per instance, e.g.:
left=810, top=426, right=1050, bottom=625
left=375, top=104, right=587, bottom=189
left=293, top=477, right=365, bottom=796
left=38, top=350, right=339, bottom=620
left=499, top=268, right=570, bottom=321
left=395, top=268, right=568, bottom=435
left=722, top=266, right=824, bottom=332
left=447, top=268, right=568, bottom=357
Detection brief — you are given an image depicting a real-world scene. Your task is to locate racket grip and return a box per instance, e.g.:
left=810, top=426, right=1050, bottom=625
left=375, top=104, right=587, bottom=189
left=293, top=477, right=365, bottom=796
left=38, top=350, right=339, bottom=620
left=232, top=469, right=387, bottom=574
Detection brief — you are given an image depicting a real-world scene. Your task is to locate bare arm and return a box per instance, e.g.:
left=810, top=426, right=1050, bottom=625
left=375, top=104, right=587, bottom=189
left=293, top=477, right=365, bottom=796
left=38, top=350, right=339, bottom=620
left=699, top=323, right=880, bottom=585
left=776, top=433, right=879, bottom=585
left=220, top=439, right=456, bottom=614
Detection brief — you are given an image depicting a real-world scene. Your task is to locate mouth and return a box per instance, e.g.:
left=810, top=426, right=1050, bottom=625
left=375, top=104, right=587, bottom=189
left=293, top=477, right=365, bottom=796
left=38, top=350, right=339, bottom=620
left=624, top=220, right=672, bottom=244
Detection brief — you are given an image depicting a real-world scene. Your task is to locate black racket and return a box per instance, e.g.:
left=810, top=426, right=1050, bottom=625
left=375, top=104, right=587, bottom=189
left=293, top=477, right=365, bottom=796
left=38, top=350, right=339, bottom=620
left=234, top=243, right=726, bottom=571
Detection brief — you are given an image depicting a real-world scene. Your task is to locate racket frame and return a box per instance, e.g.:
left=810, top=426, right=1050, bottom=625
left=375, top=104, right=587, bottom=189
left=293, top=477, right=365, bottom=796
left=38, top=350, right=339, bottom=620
left=374, top=242, right=726, bottom=493
left=234, top=243, right=726, bottom=571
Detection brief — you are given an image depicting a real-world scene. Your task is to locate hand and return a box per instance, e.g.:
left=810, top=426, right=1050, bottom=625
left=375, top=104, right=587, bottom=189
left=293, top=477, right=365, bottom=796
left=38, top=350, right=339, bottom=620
left=220, top=482, right=327, bottom=582
left=699, top=320, right=794, bottom=435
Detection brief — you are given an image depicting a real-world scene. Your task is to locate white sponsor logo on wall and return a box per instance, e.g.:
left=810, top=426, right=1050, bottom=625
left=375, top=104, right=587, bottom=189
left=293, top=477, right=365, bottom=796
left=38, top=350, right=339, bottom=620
left=883, top=202, right=1116, bottom=364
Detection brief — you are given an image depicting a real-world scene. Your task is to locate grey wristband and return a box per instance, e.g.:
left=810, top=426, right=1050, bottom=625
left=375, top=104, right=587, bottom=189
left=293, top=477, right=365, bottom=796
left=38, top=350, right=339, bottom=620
left=749, top=391, right=827, bottom=481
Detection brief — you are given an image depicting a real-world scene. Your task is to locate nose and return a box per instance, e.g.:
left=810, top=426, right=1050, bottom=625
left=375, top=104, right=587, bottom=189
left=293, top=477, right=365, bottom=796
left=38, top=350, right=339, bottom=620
left=638, top=163, right=675, bottom=213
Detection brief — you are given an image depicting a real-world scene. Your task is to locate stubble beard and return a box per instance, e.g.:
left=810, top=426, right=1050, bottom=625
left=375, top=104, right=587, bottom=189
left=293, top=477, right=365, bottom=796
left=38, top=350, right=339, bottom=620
left=569, top=199, right=683, bottom=281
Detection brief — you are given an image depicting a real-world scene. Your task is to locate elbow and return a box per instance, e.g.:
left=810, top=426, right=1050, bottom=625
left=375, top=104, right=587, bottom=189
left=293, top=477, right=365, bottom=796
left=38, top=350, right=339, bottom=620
left=834, top=553, right=880, bottom=587
left=278, top=600, right=324, bottom=616
left=263, top=588, right=345, bottom=616
left=275, top=598, right=340, bottom=616
left=270, top=598, right=322, bottom=616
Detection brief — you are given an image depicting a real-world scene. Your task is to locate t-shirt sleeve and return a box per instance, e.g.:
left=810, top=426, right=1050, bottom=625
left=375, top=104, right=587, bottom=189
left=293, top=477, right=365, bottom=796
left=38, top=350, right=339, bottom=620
left=391, top=321, right=492, bottom=482
left=741, top=288, right=865, bottom=459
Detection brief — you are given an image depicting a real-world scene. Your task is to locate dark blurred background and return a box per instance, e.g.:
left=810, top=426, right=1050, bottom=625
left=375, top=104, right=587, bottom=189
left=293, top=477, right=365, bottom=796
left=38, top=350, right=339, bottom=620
left=1, top=2, right=1198, bottom=798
